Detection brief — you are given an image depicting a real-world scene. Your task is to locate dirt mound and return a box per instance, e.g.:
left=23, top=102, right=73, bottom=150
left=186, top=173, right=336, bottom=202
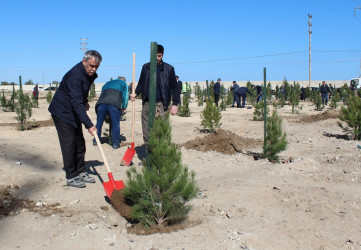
left=298, top=110, right=340, bottom=123
left=0, top=184, right=63, bottom=217
left=182, top=129, right=262, bottom=154
left=110, top=189, right=199, bottom=235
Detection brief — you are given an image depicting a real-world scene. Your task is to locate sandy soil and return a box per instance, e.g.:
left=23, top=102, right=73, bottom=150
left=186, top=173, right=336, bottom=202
left=1, top=96, right=361, bottom=249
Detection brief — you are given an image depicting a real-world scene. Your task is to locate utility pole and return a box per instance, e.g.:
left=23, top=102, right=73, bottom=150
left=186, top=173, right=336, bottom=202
left=308, top=14, right=312, bottom=88
left=80, top=38, right=88, bottom=54
left=355, top=6, right=361, bottom=77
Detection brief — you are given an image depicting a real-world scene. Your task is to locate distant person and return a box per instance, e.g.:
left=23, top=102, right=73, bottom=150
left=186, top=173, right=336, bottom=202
left=49, top=50, right=101, bottom=188
left=231, top=81, right=239, bottom=107
left=176, top=75, right=183, bottom=104
left=93, top=76, right=129, bottom=149
left=32, top=84, right=39, bottom=107
left=131, top=44, right=180, bottom=147
left=254, top=85, right=262, bottom=103
left=320, top=81, right=331, bottom=106
left=214, top=78, right=221, bottom=106
left=236, top=86, right=253, bottom=108
left=300, top=86, right=306, bottom=101
left=329, top=83, right=334, bottom=98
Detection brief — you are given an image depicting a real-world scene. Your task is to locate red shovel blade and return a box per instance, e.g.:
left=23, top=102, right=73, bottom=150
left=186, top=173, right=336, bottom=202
left=103, top=173, right=124, bottom=199
left=120, top=143, right=135, bottom=166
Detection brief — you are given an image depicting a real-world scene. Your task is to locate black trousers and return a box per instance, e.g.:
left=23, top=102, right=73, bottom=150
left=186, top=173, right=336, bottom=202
left=52, top=116, right=85, bottom=179
left=214, top=94, right=220, bottom=106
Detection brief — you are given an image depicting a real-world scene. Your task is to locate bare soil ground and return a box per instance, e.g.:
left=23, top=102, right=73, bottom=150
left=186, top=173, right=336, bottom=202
left=1, top=97, right=361, bottom=249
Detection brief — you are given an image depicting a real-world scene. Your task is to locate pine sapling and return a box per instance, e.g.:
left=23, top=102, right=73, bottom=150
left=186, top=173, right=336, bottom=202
left=262, top=110, right=287, bottom=162
left=289, top=83, right=301, bottom=114
left=201, top=99, right=222, bottom=132
left=338, top=95, right=361, bottom=140
left=15, top=90, right=32, bottom=131
left=123, top=114, right=199, bottom=228
left=178, top=92, right=191, bottom=117
left=329, top=92, right=341, bottom=109
left=88, top=83, right=96, bottom=102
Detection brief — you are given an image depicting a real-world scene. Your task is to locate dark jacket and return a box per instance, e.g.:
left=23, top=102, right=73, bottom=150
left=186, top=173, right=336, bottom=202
left=177, top=80, right=183, bottom=95
left=232, top=83, right=239, bottom=93
left=48, top=62, right=96, bottom=129
left=320, top=84, right=330, bottom=94
left=214, top=81, right=221, bottom=95
left=237, top=87, right=253, bottom=96
left=135, top=61, right=180, bottom=110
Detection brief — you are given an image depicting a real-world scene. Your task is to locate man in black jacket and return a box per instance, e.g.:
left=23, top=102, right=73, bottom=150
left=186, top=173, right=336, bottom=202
left=236, top=86, right=253, bottom=108
left=176, top=75, right=183, bottom=104
left=320, top=81, right=331, bottom=106
left=132, top=44, right=180, bottom=146
left=214, top=78, right=221, bottom=106
left=49, top=50, right=101, bottom=188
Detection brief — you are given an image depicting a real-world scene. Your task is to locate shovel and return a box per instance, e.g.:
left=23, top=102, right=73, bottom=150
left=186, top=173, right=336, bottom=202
left=88, top=112, right=124, bottom=198
left=120, top=53, right=136, bottom=166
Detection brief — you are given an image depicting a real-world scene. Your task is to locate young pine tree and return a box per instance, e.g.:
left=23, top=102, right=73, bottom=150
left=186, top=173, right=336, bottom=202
left=178, top=92, right=191, bottom=117
left=262, top=110, right=287, bottom=162
left=124, top=114, right=199, bottom=227
left=226, top=87, right=233, bottom=106
left=88, top=83, right=96, bottom=102
left=46, top=90, right=53, bottom=104
left=15, top=90, right=32, bottom=131
left=201, top=99, right=222, bottom=132
left=338, top=95, right=361, bottom=140
left=289, top=83, right=302, bottom=114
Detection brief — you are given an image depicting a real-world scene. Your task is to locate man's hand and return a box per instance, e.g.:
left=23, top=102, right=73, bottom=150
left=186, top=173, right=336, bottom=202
left=88, top=126, right=97, bottom=135
left=170, top=105, right=178, bottom=115
left=84, top=103, right=90, bottom=111
left=130, top=94, right=137, bottom=101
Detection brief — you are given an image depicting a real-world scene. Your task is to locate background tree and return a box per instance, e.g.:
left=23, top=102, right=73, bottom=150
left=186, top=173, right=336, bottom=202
left=124, top=114, right=199, bottom=228
left=289, top=82, right=302, bottom=114
left=15, top=89, right=32, bottom=131
left=262, top=110, right=287, bottom=162
left=25, top=79, right=34, bottom=85
left=178, top=90, right=191, bottom=117
left=88, top=83, right=96, bottom=102
left=46, top=89, right=53, bottom=103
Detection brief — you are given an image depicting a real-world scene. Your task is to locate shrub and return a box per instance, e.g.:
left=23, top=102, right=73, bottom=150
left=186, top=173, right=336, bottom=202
left=15, top=90, right=32, bottom=131
left=123, top=114, right=199, bottom=227
left=178, top=92, right=191, bottom=117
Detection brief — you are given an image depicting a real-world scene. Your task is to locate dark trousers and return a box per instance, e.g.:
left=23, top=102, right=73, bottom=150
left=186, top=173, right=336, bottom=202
left=52, top=115, right=85, bottom=179
left=141, top=102, right=164, bottom=145
left=237, top=94, right=246, bottom=108
left=214, top=94, right=220, bottom=106
left=94, top=104, right=121, bottom=147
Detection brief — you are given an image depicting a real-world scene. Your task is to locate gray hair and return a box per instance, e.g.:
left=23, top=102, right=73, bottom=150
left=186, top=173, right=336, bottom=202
left=83, top=50, right=102, bottom=63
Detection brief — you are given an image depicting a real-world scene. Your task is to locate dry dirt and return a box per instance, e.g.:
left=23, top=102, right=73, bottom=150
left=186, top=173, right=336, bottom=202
left=1, top=97, right=361, bottom=249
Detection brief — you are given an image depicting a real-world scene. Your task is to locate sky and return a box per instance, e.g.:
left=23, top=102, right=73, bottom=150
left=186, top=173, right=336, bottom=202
left=1, top=0, right=361, bottom=85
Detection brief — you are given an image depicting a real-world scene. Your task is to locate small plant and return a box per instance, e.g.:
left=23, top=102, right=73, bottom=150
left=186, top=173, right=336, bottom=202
left=329, top=92, right=341, bottom=109
left=88, top=83, right=96, bottom=102
left=15, top=90, right=32, bottom=131
left=124, top=114, right=199, bottom=228
left=253, top=101, right=269, bottom=121
left=219, top=93, right=226, bottom=111
left=2, top=86, right=16, bottom=112
left=338, top=95, right=361, bottom=140
left=312, top=90, right=323, bottom=111
left=46, top=90, right=53, bottom=103
left=201, top=99, right=222, bottom=132
left=178, top=92, right=191, bottom=117
left=226, top=87, right=233, bottom=106
left=289, top=83, right=302, bottom=114
left=262, top=110, right=287, bottom=162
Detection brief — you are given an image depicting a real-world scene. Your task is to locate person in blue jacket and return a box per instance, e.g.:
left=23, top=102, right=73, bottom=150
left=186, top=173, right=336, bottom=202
left=231, top=81, right=239, bottom=107
left=93, top=76, right=129, bottom=149
left=214, top=78, right=221, bottom=106
left=49, top=50, right=101, bottom=188
left=236, top=86, right=253, bottom=108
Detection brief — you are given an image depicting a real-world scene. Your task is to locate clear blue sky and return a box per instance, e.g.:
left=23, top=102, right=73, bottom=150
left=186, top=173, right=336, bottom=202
left=1, top=0, right=361, bottom=85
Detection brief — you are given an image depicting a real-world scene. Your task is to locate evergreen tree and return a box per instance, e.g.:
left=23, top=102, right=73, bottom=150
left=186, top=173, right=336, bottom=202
left=340, top=83, right=353, bottom=104
left=46, top=90, right=53, bottom=104
left=329, top=91, right=341, bottom=109
left=253, top=102, right=269, bottom=121
left=338, top=95, right=361, bottom=140
left=266, top=82, right=273, bottom=104
left=289, top=83, right=301, bottom=114
left=226, top=87, right=233, bottom=106
left=88, top=83, right=96, bottom=102
left=15, top=90, right=32, bottom=131
left=281, top=78, right=291, bottom=102
left=262, top=110, right=287, bottom=162
left=178, top=91, right=191, bottom=117
left=219, top=93, right=226, bottom=111
left=201, top=99, right=222, bottom=132
left=124, top=114, right=199, bottom=227
left=312, top=89, right=322, bottom=111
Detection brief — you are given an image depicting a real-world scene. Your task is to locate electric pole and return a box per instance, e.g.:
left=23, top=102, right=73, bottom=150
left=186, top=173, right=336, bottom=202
left=355, top=6, right=361, bottom=77
left=80, top=38, right=88, bottom=54
left=308, top=14, right=312, bottom=88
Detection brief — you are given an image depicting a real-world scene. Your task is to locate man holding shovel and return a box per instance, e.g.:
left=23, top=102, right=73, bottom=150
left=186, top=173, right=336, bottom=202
left=131, top=44, right=180, bottom=148
left=49, top=50, right=101, bottom=188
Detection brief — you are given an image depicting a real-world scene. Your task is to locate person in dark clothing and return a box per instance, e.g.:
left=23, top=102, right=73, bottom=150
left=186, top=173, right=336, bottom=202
left=176, top=75, right=183, bottom=104
left=254, top=85, right=262, bottom=103
left=320, top=81, right=331, bottom=105
left=329, top=83, right=334, bottom=98
left=33, top=84, right=39, bottom=107
left=131, top=44, right=180, bottom=146
left=300, top=86, right=306, bottom=101
left=214, top=78, right=221, bottom=106
left=48, top=50, right=101, bottom=188
left=94, top=76, right=129, bottom=149
left=231, top=81, right=239, bottom=107
left=236, top=86, right=253, bottom=108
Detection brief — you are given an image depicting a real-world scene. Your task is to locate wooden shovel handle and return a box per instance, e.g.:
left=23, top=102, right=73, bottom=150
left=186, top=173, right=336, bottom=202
left=131, top=53, right=136, bottom=144
left=87, top=112, right=112, bottom=174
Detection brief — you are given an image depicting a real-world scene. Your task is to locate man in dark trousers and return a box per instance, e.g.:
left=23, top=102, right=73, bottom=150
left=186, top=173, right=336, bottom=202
left=231, top=81, right=239, bottom=107
left=176, top=75, right=182, bottom=104
left=320, top=81, right=331, bottom=106
left=32, top=84, right=39, bottom=107
left=94, top=76, right=129, bottom=149
left=214, top=78, right=221, bottom=106
left=236, top=86, right=253, bottom=108
left=131, top=44, right=180, bottom=147
left=48, top=50, right=101, bottom=188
